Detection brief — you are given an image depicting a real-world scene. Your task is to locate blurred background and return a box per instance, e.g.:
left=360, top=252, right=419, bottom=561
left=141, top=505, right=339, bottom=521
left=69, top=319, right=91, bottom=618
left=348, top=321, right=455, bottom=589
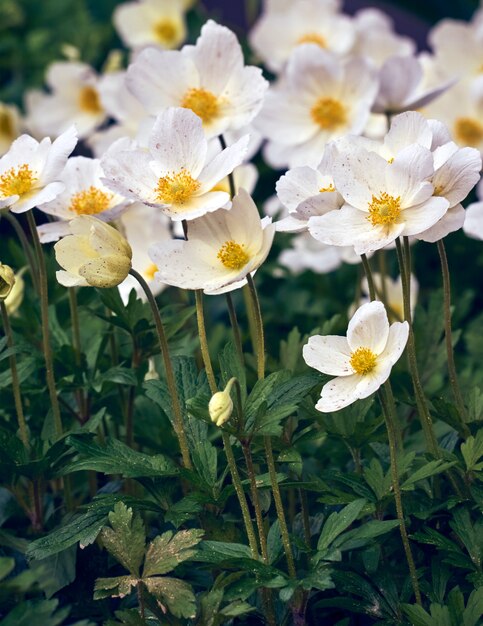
left=0, top=0, right=480, bottom=106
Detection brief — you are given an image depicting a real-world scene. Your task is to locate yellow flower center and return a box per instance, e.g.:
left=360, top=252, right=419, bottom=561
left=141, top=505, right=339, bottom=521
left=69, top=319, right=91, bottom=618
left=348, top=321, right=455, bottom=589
left=144, top=263, right=158, bottom=281
left=217, top=240, right=249, bottom=270
left=0, top=110, right=14, bottom=141
left=297, top=32, right=327, bottom=47
left=155, top=170, right=201, bottom=205
left=367, top=192, right=401, bottom=227
left=350, top=347, right=377, bottom=375
left=0, top=164, right=36, bottom=198
left=453, top=117, right=483, bottom=147
left=387, top=157, right=394, bottom=164
left=78, top=85, right=103, bottom=114
left=319, top=183, right=335, bottom=193
left=181, top=87, right=220, bottom=124
left=153, top=19, right=178, bottom=45
left=69, top=186, right=112, bottom=215
left=311, top=97, right=347, bottom=130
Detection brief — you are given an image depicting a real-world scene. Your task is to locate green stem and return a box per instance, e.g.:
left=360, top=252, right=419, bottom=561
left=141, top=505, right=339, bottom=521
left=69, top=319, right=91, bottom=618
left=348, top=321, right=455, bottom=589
left=395, top=238, right=439, bottom=457
left=241, top=442, right=269, bottom=563
left=246, top=274, right=296, bottom=578
left=0, top=301, right=29, bottom=450
left=195, top=290, right=217, bottom=392
left=361, top=254, right=376, bottom=301
left=26, top=211, right=63, bottom=439
left=225, top=292, right=244, bottom=364
left=437, top=240, right=470, bottom=433
left=129, top=269, right=191, bottom=469
left=378, top=390, right=422, bottom=605
left=68, top=287, right=87, bottom=422
left=219, top=135, right=237, bottom=200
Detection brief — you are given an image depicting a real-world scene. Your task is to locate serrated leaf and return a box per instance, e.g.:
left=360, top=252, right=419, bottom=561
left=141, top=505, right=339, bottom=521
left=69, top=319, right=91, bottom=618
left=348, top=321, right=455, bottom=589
left=461, top=430, right=483, bottom=472
left=93, top=575, right=138, bottom=599
left=144, top=576, right=196, bottom=618
left=101, top=502, right=145, bottom=576
left=317, top=499, right=366, bottom=552
left=143, top=528, right=203, bottom=577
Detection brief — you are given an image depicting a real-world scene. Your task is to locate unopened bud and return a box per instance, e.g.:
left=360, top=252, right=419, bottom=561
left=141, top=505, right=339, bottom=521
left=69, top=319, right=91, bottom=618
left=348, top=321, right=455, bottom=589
left=209, top=378, right=236, bottom=427
left=0, top=264, right=15, bottom=300
left=144, top=358, right=159, bottom=381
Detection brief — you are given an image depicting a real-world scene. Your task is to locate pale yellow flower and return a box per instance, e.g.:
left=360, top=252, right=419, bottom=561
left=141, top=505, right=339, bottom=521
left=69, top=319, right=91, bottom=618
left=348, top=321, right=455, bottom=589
left=0, top=263, right=15, bottom=300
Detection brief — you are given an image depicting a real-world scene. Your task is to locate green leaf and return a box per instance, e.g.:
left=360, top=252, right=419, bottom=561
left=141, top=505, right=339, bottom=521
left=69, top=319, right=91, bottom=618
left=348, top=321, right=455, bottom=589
left=30, top=545, right=77, bottom=598
left=1, top=599, right=70, bottom=626
left=317, top=499, right=366, bottom=552
left=334, top=519, right=400, bottom=550
left=461, top=430, right=483, bottom=472
left=143, top=528, right=203, bottom=577
left=64, top=435, right=179, bottom=478
left=463, top=587, right=483, bottom=626
left=93, top=575, right=138, bottom=599
left=218, top=341, right=246, bottom=404
left=91, top=366, right=137, bottom=392
left=401, top=460, right=457, bottom=490
left=144, top=576, right=197, bottom=619
left=195, top=540, right=253, bottom=564
left=0, top=556, right=15, bottom=581
left=100, top=502, right=146, bottom=577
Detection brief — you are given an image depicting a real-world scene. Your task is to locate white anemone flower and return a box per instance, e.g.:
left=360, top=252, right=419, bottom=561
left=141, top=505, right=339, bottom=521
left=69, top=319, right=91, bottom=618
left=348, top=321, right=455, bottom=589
left=117, top=202, right=171, bottom=303
left=126, top=20, right=268, bottom=138
left=256, top=46, right=378, bottom=168
left=249, top=0, right=355, bottom=73
left=101, top=107, right=248, bottom=221
left=275, top=144, right=344, bottom=232
left=25, top=62, right=106, bottom=139
left=374, top=55, right=454, bottom=115
left=463, top=178, right=483, bottom=240
left=114, top=0, right=188, bottom=51
left=303, top=300, right=409, bottom=412
left=149, top=189, right=275, bottom=295
left=308, top=143, right=449, bottom=254
left=36, top=156, right=131, bottom=243
left=417, top=141, right=482, bottom=242
left=278, top=232, right=344, bottom=274
left=0, top=127, right=77, bottom=214
left=0, top=103, right=22, bottom=156
left=352, top=9, right=415, bottom=68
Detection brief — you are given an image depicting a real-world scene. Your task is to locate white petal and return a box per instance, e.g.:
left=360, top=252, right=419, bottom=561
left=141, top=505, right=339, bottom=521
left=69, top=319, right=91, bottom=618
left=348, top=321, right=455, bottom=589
left=40, top=126, right=78, bottom=184
left=303, top=335, right=352, bottom=376
left=386, top=144, right=434, bottom=206
left=164, top=191, right=229, bottom=220
left=101, top=147, right=159, bottom=204
left=432, top=146, right=482, bottom=207
left=463, top=201, right=483, bottom=240
left=38, top=221, right=71, bottom=243
left=379, top=321, right=409, bottom=367
left=417, top=203, right=465, bottom=243
left=316, top=374, right=361, bottom=412
left=384, top=111, right=432, bottom=154
left=401, top=196, right=449, bottom=237
left=56, top=270, right=89, bottom=287
left=10, top=182, right=65, bottom=214
left=332, top=150, right=388, bottom=210
left=198, top=135, right=248, bottom=191
left=347, top=300, right=389, bottom=354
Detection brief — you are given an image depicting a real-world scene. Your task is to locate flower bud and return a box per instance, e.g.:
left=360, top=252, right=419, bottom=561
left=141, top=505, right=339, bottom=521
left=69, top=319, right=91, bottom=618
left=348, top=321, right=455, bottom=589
left=54, top=216, right=132, bottom=288
left=0, top=264, right=15, bottom=300
left=5, top=268, right=25, bottom=315
left=209, top=378, right=236, bottom=427
left=144, top=358, right=159, bottom=382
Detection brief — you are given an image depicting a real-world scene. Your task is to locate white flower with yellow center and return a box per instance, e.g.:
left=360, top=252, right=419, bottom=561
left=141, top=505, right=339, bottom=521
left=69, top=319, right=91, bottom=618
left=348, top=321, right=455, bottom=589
left=36, top=156, right=130, bottom=243
left=114, top=0, right=188, bottom=51
left=0, top=127, right=77, bottom=214
left=0, top=103, right=22, bottom=156
left=117, top=202, right=172, bottom=303
left=303, top=300, right=409, bottom=412
left=256, top=46, right=378, bottom=168
left=275, top=144, right=344, bottom=232
left=249, top=0, right=355, bottom=73
left=463, top=178, right=483, bottom=241
left=25, top=62, right=106, bottom=139
left=149, top=189, right=275, bottom=295
left=126, top=20, right=268, bottom=138
left=101, top=107, right=248, bottom=221
left=309, top=143, right=449, bottom=254
left=54, top=216, right=132, bottom=288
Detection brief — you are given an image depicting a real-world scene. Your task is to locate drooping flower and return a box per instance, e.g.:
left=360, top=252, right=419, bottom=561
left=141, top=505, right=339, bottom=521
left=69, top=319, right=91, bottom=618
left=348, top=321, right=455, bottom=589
left=114, top=0, right=188, bottom=51
left=126, top=20, right=268, bottom=137
left=25, top=62, right=106, bottom=139
left=303, top=300, right=408, bottom=412
left=4, top=268, right=26, bottom=315
left=249, top=0, right=356, bottom=73
left=256, top=46, right=378, bottom=168
left=54, top=216, right=132, bottom=288
left=0, top=263, right=15, bottom=300
left=149, top=188, right=275, bottom=295
left=101, top=107, right=248, bottom=221
left=0, top=127, right=77, bottom=213
left=0, top=103, right=22, bottom=156
left=37, top=156, right=130, bottom=242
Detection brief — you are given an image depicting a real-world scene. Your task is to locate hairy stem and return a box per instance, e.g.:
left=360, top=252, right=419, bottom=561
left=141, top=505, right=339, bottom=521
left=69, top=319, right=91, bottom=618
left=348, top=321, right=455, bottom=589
left=129, top=269, right=191, bottom=469
left=225, top=292, right=244, bottom=363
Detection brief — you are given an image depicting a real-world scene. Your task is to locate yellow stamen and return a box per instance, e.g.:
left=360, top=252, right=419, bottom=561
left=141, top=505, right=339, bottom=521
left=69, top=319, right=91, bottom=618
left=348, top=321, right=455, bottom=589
left=0, top=164, right=36, bottom=198
left=453, top=117, right=483, bottom=147
left=153, top=19, right=178, bottom=45
left=217, top=240, right=249, bottom=270
left=144, top=263, right=158, bottom=281
left=297, top=32, right=327, bottom=47
left=387, top=157, right=394, bottom=164
left=78, top=85, right=103, bottom=114
left=319, top=183, right=335, bottom=193
left=69, top=186, right=112, bottom=215
left=155, top=170, right=201, bottom=205
left=367, top=192, right=401, bottom=227
left=350, top=347, right=377, bottom=375
left=181, top=87, right=219, bottom=124
left=311, top=97, right=346, bottom=130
